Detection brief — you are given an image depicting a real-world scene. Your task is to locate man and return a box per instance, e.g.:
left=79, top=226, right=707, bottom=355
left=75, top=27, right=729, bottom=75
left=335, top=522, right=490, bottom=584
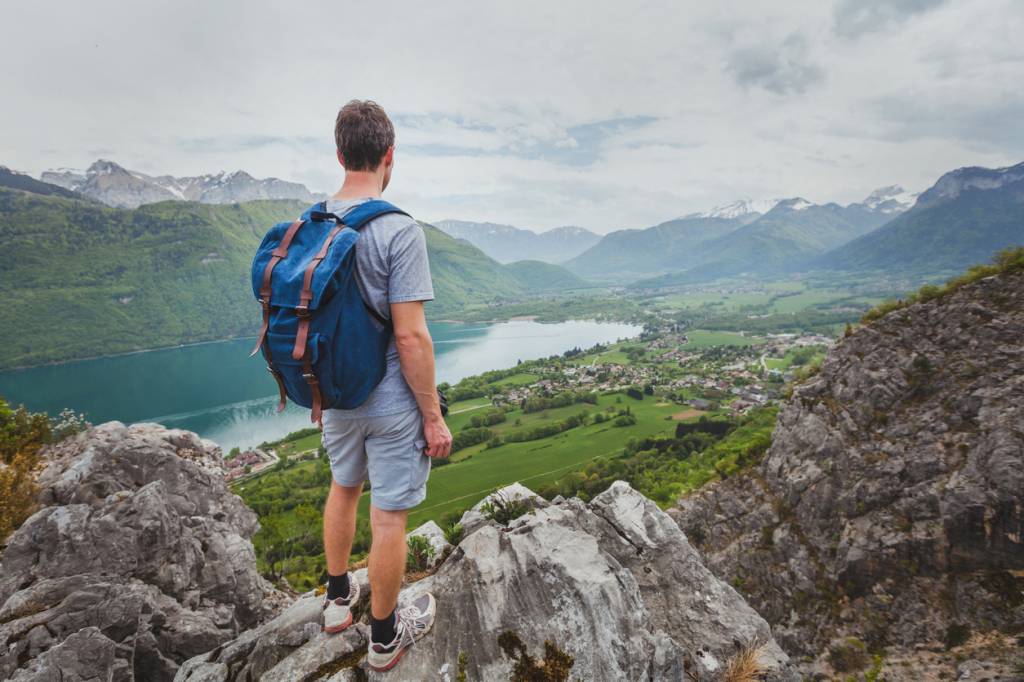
left=318, top=100, right=453, bottom=672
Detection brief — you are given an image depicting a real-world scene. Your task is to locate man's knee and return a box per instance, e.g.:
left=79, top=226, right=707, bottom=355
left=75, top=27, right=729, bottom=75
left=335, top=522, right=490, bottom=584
left=328, top=480, right=363, bottom=502
left=369, top=505, right=408, bottom=535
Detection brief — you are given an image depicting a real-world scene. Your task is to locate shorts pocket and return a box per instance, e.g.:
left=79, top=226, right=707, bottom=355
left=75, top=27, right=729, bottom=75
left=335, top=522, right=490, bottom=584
left=409, top=438, right=430, bottom=490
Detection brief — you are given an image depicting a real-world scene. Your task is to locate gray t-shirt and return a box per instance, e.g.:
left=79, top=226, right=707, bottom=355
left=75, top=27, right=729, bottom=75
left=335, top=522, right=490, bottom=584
left=322, top=197, right=434, bottom=419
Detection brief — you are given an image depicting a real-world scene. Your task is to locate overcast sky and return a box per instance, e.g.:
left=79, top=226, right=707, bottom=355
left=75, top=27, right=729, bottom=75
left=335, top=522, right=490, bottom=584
left=2, top=0, right=1022, bottom=233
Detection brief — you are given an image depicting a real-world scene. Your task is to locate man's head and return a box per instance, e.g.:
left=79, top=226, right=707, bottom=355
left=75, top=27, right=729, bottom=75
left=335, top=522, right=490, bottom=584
left=334, top=100, right=395, bottom=189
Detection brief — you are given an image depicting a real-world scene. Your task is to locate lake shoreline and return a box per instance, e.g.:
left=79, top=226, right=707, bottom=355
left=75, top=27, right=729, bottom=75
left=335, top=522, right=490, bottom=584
left=0, top=334, right=259, bottom=373
left=1, top=314, right=621, bottom=372
left=0, top=320, right=643, bottom=450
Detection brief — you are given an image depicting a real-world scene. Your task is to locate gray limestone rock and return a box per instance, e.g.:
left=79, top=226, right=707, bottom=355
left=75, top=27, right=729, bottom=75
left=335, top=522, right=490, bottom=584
left=673, top=271, right=1024, bottom=672
left=0, top=422, right=282, bottom=681
left=179, top=481, right=796, bottom=681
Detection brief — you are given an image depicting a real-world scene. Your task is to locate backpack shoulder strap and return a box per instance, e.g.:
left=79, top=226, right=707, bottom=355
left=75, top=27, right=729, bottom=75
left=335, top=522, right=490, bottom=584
left=339, top=200, right=410, bottom=230
left=306, top=200, right=410, bottom=229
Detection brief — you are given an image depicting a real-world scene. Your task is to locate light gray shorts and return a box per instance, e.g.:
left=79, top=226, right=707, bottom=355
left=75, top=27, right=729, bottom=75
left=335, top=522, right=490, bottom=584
left=321, top=407, right=430, bottom=511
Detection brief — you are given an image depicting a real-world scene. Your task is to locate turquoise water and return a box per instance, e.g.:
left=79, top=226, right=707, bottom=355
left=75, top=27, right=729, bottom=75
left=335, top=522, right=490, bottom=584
left=0, top=320, right=639, bottom=451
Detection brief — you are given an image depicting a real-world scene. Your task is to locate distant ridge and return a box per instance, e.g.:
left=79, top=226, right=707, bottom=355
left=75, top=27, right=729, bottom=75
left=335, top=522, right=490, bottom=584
left=0, top=165, right=84, bottom=200
left=435, top=219, right=601, bottom=264
left=41, top=159, right=324, bottom=209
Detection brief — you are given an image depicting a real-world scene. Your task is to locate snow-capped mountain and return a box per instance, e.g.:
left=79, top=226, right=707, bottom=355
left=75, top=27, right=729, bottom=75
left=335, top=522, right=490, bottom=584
left=915, top=161, right=1024, bottom=209
left=40, top=160, right=323, bottom=209
left=684, top=198, right=782, bottom=221
left=861, top=185, right=918, bottom=214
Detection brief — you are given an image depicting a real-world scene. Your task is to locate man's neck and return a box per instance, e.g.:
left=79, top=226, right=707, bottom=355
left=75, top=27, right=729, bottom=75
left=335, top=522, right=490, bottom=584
left=332, top=171, right=383, bottom=201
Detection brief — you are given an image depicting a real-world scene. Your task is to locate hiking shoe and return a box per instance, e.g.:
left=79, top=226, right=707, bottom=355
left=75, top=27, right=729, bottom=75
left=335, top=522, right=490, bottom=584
left=322, top=574, right=360, bottom=634
left=366, top=593, right=436, bottom=672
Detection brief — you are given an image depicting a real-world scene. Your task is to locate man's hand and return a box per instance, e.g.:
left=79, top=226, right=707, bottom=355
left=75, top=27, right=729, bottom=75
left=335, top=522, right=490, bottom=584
left=423, top=415, right=453, bottom=459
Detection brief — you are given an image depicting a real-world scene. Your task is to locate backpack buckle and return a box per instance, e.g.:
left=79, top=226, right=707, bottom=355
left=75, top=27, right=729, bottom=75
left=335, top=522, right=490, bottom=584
left=295, top=306, right=311, bottom=319
left=302, top=372, right=318, bottom=384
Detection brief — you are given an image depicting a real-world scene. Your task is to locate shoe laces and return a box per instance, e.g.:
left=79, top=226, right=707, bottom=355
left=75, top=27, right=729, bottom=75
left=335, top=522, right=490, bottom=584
left=393, top=604, right=428, bottom=648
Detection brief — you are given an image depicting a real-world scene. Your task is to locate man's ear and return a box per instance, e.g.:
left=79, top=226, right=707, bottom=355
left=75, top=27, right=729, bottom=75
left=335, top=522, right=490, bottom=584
left=336, top=148, right=345, bottom=168
left=383, top=146, right=395, bottom=167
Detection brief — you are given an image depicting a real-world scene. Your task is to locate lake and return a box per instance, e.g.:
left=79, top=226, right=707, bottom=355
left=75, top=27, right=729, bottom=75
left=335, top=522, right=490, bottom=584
left=0, top=320, right=639, bottom=451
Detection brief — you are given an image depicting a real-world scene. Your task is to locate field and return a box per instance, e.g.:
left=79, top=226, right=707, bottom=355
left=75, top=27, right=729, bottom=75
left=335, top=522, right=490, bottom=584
left=683, top=330, right=764, bottom=348
left=244, top=392, right=682, bottom=531
left=403, top=393, right=679, bottom=527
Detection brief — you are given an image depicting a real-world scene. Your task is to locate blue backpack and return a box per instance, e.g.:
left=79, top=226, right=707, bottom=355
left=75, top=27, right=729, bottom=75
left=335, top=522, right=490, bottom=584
left=249, top=200, right=409, bottom=423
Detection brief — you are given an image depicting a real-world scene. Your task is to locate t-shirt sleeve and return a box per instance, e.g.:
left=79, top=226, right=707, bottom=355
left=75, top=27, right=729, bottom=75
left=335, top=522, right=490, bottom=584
left=387, top=221, right=435, bottom=303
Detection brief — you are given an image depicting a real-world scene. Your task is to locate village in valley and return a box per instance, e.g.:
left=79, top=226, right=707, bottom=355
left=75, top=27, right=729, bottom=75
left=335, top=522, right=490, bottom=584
left=488, top=328, right=832, bottom=417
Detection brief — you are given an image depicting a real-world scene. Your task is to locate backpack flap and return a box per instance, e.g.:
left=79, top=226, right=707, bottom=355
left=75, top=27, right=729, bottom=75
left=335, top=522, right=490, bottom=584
left=250, top=220, right=359, bottom=311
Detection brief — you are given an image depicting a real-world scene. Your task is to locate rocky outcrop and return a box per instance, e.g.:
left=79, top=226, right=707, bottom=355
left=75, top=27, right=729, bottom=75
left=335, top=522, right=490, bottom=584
left=673, top=272, right=1024, bottom=676
left=178, top=482, right=796, bottom=681
left=0, top=422, right=282, bottom=681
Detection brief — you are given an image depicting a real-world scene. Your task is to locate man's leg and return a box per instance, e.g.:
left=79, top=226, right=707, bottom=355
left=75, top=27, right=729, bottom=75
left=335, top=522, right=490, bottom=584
left=324, top=480, right=363, bottom=576
left=363, top=409, right=435, bottom=669
left=368, top=504, right=408, bottom=622
left=319, top=415, right=368, bottom=634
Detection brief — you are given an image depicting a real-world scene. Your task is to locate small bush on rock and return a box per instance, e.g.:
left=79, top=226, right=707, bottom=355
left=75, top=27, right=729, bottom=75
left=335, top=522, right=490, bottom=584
left=498, top=631, right=574, bottom=681
left=828, top=637, right=870, bottom=673
left=406, top=534, right=436, bottom=571
left=481, top=491, right=536, bottom=526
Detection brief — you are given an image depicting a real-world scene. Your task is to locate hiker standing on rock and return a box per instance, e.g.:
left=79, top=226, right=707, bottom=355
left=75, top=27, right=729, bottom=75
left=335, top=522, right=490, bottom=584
left=251, top=99, right=452, bottom=672
left=319, top=100, right=452, bottom=671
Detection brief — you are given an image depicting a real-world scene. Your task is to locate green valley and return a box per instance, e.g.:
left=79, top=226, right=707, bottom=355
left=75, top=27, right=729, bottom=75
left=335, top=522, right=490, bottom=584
left=233, top=313, right=831, bottom=589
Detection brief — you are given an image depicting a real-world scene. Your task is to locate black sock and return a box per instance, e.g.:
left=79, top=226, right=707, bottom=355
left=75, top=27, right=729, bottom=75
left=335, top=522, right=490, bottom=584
left=370, top=609, right=397, bottom=644
left=326, top=572, right=350, bottom=600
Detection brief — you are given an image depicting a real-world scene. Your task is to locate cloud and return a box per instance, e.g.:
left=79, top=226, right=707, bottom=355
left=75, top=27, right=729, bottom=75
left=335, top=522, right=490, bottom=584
left=395, top=112, right=658, bottom=167
left=869, top=90, right=1024, bottom=153
left=0, top=0, right=1021, bottom=232
left=833, top=0, right=949, bottom=38
left=727, top=34, right=825, bottom=95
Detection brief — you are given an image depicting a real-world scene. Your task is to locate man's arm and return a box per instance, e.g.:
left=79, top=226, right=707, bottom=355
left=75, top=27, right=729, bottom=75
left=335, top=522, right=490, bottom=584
left=391, top=300, right=452, bottom=458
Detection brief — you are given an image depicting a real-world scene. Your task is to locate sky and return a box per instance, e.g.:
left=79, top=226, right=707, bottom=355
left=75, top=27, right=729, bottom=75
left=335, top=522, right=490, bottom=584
left=2, top=0, right=1022, bottom=233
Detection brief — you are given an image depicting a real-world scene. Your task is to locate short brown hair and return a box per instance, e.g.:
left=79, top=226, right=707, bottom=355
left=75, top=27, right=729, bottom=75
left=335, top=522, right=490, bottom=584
left=334, top=100, right=395, bottom=171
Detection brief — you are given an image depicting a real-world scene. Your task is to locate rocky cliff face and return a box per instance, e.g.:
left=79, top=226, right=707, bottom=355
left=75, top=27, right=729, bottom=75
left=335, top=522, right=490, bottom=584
left=178, top=482, right=796, bottom=681
left=673, top=271, right=1024, bottom=677
left=0, top=423, right=283, bottom=681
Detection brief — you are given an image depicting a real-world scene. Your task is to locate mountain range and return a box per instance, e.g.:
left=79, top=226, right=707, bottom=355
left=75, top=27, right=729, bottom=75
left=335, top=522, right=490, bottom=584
left=0, top=179, right=579, bottom=369
left=568, top=189, right=912, bottom=283
left=821, top=161, right=1024, bottom=272
left=39, top=159, right=323, bottom=208
left=565, top=162, right=1022, bottom=288
left=435, top=220, right=601, bottom=264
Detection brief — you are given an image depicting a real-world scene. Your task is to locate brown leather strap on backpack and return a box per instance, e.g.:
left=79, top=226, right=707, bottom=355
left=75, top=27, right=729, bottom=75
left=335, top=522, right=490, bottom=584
left=302, top=355, right=323, bottom=424
left=291, top=224, right=345, bottom=360
left=249, top=219, right=305, bottom=357
left=267, top=366, right=288, bottom=413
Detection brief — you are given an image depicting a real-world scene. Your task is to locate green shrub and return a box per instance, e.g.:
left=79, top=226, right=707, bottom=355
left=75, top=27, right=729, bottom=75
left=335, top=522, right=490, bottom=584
left=0, top=397, right=54, bottom=541
left=443, top=521, right=464, bottom=546
left=613, top=413, right=638, bottom=427
left=481, top=492, right=536, bottom=526
left=862, top=247, right=1024, bottom=324
left=828, top=637, right=869, bottom=673
left=944, top=623, right=970, bottom=649
left=406, top=534, right=436, bottom=571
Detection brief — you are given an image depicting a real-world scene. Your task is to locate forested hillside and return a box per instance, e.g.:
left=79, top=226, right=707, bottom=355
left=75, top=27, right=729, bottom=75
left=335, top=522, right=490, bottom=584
left=0, top=190, right=303, bottom=369
left=0, top=190, right=551, bottom=368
